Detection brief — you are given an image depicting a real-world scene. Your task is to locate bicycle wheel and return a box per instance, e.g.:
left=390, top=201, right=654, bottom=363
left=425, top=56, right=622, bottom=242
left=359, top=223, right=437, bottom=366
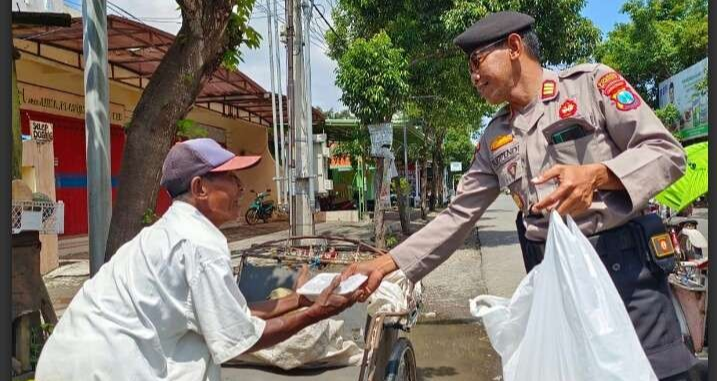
left=384, top=338, right=417, bottom=381
left=245, top=209, right=260, bottom=225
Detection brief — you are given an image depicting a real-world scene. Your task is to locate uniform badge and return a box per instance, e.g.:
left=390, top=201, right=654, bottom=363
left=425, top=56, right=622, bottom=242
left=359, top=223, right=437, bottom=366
left=596, top=72, right=622, bottom=90
left=541, top=80, right=557, bottom=100
left=507, top=161, right=517, bottom=179
left=650, top=233, right=675, bottom=258
left=558, top=99, right=577, bottom=119
left=597, top=71, right=641, bottom=112
left=490, top=134, right=513, bottom=151
left=511, top=192, right=524, bottom=210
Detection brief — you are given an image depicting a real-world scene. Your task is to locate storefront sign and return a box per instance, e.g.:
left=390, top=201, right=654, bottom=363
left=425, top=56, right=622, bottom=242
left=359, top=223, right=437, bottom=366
left=30, top=120, right=54, bottom=143
left=18, top=82, right=126, bottom=124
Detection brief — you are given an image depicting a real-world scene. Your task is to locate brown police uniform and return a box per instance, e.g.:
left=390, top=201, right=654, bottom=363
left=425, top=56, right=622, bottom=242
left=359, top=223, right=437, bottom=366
left=389, top=63, right=696, bottom=378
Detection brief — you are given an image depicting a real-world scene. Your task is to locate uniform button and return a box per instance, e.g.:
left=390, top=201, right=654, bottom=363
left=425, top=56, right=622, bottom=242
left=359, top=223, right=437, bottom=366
left=612, top=263, right=621, bottom=272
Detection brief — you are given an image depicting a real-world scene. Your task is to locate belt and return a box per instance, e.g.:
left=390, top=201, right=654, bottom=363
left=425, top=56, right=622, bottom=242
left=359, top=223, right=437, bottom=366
left=525, top=221, right=640, bottom=255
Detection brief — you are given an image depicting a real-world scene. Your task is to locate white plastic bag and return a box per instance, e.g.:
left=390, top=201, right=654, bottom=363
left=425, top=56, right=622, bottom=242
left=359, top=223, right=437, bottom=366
left=470, top=211, right=657, bottom=381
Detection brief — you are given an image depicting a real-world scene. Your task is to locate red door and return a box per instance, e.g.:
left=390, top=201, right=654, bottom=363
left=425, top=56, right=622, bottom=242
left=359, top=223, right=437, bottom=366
left=21, top=110, right=174, bottom=237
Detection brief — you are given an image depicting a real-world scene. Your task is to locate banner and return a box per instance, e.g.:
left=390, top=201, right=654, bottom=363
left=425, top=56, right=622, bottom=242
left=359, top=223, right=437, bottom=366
left=658, top=58, right=708, bottom=141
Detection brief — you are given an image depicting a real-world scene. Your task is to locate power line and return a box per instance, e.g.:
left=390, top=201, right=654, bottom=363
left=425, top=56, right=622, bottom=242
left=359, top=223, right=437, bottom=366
left=311, top=1, right=338, bottom=39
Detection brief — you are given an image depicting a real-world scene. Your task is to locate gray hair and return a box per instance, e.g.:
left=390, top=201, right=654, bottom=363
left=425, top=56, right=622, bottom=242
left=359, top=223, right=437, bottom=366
left=519, top=30, right=541, bottom=62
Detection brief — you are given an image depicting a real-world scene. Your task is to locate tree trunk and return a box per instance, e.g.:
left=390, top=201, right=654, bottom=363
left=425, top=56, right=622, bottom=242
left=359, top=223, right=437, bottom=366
left=373, top=158, right=387, bottom=249
left=393, top=177, right=410, bottom=235
left=12, top=48, right=22, bottom=180
left=419, top=159, right=428, bottom=220
left=429, top=154, right=437, bottom=211
left=105, top=0, right=240, bottom=260
left=432, top=129, right=446, bottom=208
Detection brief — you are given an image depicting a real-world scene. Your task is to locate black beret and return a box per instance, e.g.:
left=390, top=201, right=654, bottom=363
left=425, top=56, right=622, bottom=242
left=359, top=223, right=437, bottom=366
left=453, top=11, right=535, bottom=54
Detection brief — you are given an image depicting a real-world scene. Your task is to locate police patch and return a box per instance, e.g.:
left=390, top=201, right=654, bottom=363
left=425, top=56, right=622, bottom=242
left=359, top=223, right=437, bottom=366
left=597, top=71, right=641, bottom=112
left=490, top=134, right=513, bottom=151
left=596, top=72, right=622, bottom=91
left=650, top=233, right=675, bottom=258
left=541, top=80, right=557, bottom=100
left=558, top=99, right=577, bottom=119
left=491, top=143, right=519, bottom=167
left=507, top=161, right=517, bottom=179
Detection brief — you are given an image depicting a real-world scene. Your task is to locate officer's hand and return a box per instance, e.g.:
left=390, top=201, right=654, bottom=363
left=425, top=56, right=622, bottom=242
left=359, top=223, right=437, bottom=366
left=531, top=163, right=606, bottom=216
left=340, top=254, right=396, bottom=302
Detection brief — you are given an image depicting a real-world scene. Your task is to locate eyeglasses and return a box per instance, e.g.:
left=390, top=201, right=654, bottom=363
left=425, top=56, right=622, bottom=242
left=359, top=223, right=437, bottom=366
left=468, top=38, right=506, bottom=73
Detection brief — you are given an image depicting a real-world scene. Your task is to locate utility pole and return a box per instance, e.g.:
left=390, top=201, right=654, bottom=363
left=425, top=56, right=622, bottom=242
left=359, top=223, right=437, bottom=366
left=272, top=0, right=287, bottom=208
left=289, top=0, right=314, bottom=237
left=266, top=0, right=282, bottom=205
left=83, top=0, right=111, bottom=276
left=285, top=0, right=295, bottom=229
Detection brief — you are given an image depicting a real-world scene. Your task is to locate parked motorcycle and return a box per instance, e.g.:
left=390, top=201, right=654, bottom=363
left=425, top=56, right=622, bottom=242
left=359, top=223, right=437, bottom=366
left=245, top=189, right=275, bottom=225
left=651, top=201, right=709, bottom=362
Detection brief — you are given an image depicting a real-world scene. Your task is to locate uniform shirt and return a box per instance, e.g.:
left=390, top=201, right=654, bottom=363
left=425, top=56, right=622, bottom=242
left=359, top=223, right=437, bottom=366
left=391, top=64, right=686, bottom=282
left=35, top=201, right=266, bottom=381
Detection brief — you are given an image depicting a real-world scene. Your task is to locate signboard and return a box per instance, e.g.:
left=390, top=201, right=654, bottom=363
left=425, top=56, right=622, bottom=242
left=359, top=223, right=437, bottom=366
left=450, top=161, right=463, bottom=172
left=658, top=58, right=708, bottom=141
left=368, top=123, right=393, bottom=157
left=14, top=0, right=65, bottom=12
left=18, top=82, right=126, bottom=124
left=30, top=120, right=54, bottom=143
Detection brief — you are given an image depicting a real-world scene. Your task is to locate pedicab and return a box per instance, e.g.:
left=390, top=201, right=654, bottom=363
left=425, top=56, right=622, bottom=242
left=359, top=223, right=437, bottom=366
left=225, top=236, right=421, bottom=381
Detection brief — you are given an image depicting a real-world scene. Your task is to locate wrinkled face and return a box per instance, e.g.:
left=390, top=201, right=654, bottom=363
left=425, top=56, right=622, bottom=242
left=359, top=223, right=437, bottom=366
left=468, top=39, right=513, bottom=104
left=199, top=171, right=244, bottom=226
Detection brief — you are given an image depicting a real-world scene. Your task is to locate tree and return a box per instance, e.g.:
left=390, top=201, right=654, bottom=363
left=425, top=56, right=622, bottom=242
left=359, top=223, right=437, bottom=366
left=105, top=0, right=260, bottom=260
left=12, top=48, right=22, bottom=180
left=328, top=0, right=600, bottom=210
left=595, top=0, right=708, bottom=107
left=335, top=31, right=410, bottom=248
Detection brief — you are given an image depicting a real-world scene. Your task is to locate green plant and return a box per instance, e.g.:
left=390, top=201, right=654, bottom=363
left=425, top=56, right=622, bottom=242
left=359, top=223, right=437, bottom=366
left=385, top=232, right=399, bottom=248
left=654, top=103, right=681, bottom=132
left=29, top=323, right=54, bottom=370
left=176, top=119, right=208, bottom=139
left=141, top=208, right=158, bottom=226
left=335, top=31, right=409, bottom=125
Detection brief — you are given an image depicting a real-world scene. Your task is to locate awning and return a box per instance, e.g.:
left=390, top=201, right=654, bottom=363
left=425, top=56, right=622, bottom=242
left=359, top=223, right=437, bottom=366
left=12, top=14, right=323, bottom=127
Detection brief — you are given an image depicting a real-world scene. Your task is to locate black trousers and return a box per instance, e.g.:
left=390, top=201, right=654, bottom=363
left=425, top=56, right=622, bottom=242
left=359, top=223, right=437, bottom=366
left=516, top=212, right=697, bottom=379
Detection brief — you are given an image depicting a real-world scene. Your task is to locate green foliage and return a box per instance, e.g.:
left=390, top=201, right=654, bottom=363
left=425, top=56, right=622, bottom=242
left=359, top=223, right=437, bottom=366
left=595, top=0, right=707, bottom=107
left=222, top=0, right=262, bottom=70
left=654, top=103, right=681, bottom=130
left=176, top=118, right=208, bottom=139
left=329, top=0, right=599, bottom=175
left=441, top=0, right=600, bottom=66
left=335, top=31, right=410, bottom=125
left=30, top=323, right=54, bottom=370
left=330, top=125, right=371, bottom=170
left=695, top=66, right=707, bottom=95
left=443, top=125, right=477, bottom=171
left=385, top=232, right=399, bottom=248
left=141, top=208, right=159, bottom=226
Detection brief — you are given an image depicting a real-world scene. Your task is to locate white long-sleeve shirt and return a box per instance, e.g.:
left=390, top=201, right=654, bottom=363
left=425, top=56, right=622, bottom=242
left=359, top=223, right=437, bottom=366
left=36, top=201, right=265, bottom=381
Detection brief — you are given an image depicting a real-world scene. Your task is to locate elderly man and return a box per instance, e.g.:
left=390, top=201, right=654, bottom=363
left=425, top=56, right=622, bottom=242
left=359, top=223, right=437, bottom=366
left=346, top=11, right=695, bottom=380
left=36, top=138, right=358, bottom=380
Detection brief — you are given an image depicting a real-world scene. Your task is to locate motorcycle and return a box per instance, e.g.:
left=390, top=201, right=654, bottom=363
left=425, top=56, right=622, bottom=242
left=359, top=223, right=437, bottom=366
left=245, top=189, right=275, bottom=225
left=651, top=201, right=709, bottom=360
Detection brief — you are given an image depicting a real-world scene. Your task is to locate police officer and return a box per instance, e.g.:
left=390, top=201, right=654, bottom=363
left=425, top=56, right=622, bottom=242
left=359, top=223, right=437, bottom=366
left=344, top=11, right=696, bottom=380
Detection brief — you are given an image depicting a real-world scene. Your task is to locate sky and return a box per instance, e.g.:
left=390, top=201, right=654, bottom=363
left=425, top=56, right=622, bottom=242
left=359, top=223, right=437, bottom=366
left=63, top=0, right=632, bottom=112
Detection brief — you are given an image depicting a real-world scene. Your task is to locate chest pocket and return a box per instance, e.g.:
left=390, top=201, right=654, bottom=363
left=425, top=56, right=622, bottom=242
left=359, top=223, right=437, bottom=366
left=542, top=115, right=614, bottom=165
